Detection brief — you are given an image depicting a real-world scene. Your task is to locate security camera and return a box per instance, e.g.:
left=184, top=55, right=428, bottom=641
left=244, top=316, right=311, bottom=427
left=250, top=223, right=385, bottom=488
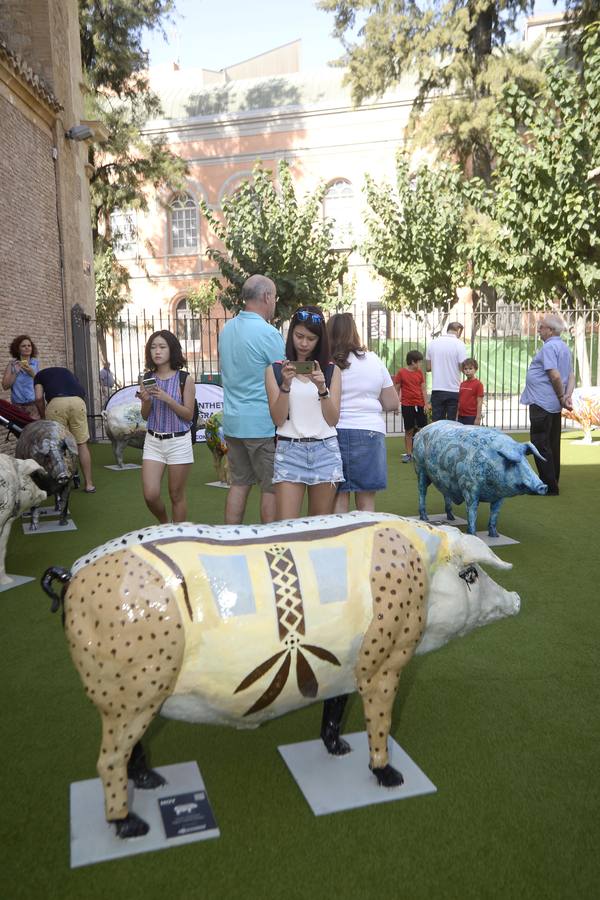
left=65, top=124, right=94, bottom=141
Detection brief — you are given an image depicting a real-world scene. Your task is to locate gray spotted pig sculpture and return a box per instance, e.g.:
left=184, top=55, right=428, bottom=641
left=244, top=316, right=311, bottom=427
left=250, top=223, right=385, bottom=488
left=0, top=456, right=47, bottom=584
left=15, top=420, right=79, bottom=530
left=102, top=403, right=146, bottom=468
left=413, top=421, right=548, bottom=537
left=42, top=511, right=520, bottom=838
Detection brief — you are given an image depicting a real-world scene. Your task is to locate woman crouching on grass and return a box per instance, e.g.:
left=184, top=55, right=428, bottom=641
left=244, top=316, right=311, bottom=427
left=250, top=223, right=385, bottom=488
left=265, top=305, right=343, bottom=520
left=139, top=330, right=195, bottom=523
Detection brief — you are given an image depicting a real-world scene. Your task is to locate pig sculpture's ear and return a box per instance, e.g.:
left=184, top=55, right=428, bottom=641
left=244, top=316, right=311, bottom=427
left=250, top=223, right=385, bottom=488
left=497, top=444, right=523, bottom=464
left=448, top=530, right=513, bottom=570
left=16, top=458, right=45, bottom=476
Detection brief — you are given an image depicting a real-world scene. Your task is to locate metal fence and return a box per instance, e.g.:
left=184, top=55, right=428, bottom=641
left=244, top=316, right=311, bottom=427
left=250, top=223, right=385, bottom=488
left=92, top=301, right=599, bottom=437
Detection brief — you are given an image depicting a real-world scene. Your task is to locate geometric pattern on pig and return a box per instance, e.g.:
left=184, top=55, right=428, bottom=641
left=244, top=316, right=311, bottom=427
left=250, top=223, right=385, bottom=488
left=358, top=526, right=427, bottom=781
left=63, top=548, right=185, bottom=824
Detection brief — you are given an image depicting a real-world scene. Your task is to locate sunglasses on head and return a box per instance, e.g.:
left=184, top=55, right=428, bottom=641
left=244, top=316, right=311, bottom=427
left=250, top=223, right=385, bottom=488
left=294, top=310, right=323, bottom=325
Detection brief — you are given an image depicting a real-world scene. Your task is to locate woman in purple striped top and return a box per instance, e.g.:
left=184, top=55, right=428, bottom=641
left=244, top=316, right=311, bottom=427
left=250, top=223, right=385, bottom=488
left=140, top=330, right=196, bottom=523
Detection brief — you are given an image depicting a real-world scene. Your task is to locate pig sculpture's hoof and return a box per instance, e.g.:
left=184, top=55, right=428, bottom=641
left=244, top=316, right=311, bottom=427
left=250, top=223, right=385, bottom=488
left=322, top=731, right=352, bottom=756
left=113, top=812, right=150, bottom=839
left=371, top=764, right=404, bottom=788
left=446, top=511, right=455, bottom=521
left=130, top=767, right=167, bottom=790
left=488, top=528, right=499, bottom=538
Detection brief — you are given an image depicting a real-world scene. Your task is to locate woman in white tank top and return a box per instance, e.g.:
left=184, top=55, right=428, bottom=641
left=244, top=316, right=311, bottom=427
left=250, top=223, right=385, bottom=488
left=265, top=306, right=344, bottom=520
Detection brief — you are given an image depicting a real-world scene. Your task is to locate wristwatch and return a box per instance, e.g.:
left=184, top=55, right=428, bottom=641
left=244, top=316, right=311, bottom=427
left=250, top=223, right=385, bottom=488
left=318, top=389, right=329, bottom=399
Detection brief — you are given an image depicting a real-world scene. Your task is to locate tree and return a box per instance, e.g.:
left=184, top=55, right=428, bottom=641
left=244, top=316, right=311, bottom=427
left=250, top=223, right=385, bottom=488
left=201, top=162, right=351, bottom=323
left=363, top=153, right=478, bottom=311
left=467, top=21, right=600, bottom=382
left=79, top=1, right=187, bottom=333
left=319, top=1, right=543, bottom=180
left=467, top=22, right=600, bottom=305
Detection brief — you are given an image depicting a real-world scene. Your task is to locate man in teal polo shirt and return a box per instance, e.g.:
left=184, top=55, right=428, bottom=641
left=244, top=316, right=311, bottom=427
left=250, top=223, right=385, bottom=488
left=219, top=274, right=285, bottom=524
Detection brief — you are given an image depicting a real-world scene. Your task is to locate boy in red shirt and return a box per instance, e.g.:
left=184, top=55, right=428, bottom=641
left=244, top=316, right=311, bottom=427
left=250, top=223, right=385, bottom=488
left=458, top=358, right=484, bottom=425
left=393, top=350, right=429, bottom=462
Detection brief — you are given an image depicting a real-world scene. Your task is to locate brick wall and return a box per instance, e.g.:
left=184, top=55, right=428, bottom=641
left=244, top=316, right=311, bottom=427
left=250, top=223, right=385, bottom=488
left=0, top=94, right=66, bottom=422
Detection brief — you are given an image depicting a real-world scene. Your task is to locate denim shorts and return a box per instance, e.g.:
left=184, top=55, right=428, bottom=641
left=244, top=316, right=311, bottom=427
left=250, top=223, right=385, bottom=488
left=336, top=428, right=387, bottom=493
left=273, top=436, right=344, bottom=485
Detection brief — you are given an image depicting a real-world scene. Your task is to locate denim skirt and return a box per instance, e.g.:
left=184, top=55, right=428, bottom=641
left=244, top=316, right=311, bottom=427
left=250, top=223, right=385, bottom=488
left=273, top=436, right=344, bottom=485
left=336, top=428, right=387, bottom=492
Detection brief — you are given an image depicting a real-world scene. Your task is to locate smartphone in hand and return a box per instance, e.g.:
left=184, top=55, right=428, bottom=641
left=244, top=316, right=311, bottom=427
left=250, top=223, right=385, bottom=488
left=294, top=360, right=314, bottom=375
left=142, top=376, right=157, bottom=388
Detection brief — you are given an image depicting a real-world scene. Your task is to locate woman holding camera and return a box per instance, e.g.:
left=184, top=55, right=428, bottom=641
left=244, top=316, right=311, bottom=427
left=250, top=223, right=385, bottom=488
left=265, top=306, right=343, bottom=520
left=2, top=334, right=41, bottom=419
left=139, top=330, right=195, bottom=523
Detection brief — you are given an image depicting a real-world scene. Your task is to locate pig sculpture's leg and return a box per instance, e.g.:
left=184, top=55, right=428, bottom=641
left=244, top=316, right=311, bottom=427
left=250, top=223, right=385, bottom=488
left=28, top=506, right=40, bottom=532
left=64, top=548, right=185, bottom=837
left=320, top=694, right=351, bottom=755
left=114, top=439, right=126, bottom=468
left=58, top=484, right=71, bottom=526
left=465, top=495, right=479, bottom=535
left=487, top=499, right=503, bottom=538
left=416, top=468, right=430, bottom=522
left=444, top=496, right=455, bottom=521
left=356, top=527, right=427, bottom=787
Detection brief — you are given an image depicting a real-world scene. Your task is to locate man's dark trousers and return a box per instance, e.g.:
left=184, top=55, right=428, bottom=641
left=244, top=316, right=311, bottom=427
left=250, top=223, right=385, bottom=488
left=529, top=403, right=561, bottom=494
left=431, top=391, right=459, bottom=422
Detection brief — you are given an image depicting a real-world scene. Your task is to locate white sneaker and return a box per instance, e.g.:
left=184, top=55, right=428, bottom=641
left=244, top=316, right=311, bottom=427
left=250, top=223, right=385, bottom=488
left=402, top=453, right=412, bottom=463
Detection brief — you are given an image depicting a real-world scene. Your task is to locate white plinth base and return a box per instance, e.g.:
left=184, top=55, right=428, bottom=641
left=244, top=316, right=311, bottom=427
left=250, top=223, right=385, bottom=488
left=70, top=761, right=219, bottom=868
left=21, top=518, right=76, bottom=534
left=407, top=514, right=468, bottom=526
left=205, top=481, right=230, bottom=489
left=0, top=574, right=35, bottom=593
left=474, top=531, right=519, bottom=546
left=104, top=463, right=141, bottom=470
left=278, top=731, right=436, bottom=816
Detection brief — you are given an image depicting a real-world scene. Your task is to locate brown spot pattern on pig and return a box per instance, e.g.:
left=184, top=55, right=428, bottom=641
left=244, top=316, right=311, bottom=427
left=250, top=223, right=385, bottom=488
left=64, top=548, right=184, bottom=821
left=356, top=528, right=427, bottom=771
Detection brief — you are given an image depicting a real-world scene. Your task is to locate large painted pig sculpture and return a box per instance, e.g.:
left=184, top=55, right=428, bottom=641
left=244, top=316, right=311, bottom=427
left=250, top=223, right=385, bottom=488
left=102, top=403, right=146, bottom=468
left=42, top=512, right=520, bottom=837
left=413, top=421, right=548, bottom=536
left=15, top=420, right=79, bottom=529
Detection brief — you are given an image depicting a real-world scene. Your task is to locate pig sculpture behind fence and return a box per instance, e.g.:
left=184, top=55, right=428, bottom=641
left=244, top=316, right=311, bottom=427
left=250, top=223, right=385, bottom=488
left=42, top=511, right=520, bottom=838
left=102, top=403, right=146, bottom=467
left=0, top=456, right=47, bottom=584
left=413, top=421, right=548, bottom=536
left=15, top=421, right=79, bottom=529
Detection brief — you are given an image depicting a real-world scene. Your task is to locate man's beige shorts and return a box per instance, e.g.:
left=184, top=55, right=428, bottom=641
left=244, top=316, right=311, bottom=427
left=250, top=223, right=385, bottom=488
left=224, top=436, right=276, bottom=492
left=46, top=396, right=89, bottom=443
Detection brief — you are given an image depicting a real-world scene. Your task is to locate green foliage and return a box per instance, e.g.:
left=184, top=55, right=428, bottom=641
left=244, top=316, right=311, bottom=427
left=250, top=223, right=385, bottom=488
left=319, top=1, right=542, bottom=180
left=94, top=245, right=130, bottom=331
left=201, top=161, right=350, bottom=322
left=186, top=280, right=223, bottom=316
left=467, top=22, right=600, bottom=305
left=363, top=153, right=480, bottom=311
left=80, top=1, right=187, bottom=324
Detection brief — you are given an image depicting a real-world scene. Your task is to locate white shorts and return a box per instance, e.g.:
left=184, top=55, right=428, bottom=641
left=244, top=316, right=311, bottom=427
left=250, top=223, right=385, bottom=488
left=143, top=431, right=194, bottom=465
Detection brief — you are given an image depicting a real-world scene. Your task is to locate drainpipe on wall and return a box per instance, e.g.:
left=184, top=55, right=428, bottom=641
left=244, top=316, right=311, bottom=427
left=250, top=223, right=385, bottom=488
left=51, top=140, right=70, bottom=366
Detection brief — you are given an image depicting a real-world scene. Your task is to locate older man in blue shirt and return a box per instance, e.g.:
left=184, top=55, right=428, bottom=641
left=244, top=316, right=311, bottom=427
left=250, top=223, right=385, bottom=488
left=520, top=313, right=574, bottom=495
left=219, top=274, right=285, bottom=524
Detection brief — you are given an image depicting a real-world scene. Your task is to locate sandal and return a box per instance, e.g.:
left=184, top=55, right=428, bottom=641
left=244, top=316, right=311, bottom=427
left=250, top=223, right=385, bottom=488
left=84, top=487, right=97, bottom=494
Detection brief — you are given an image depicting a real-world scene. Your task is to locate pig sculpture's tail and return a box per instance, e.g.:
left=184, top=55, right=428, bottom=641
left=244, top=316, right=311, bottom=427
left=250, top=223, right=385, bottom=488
left=41, top=566, right=72, bottom=615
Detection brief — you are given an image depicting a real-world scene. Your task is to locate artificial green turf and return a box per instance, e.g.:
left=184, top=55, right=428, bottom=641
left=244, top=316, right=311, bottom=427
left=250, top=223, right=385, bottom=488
left=2, top=434, right=599, bottom=899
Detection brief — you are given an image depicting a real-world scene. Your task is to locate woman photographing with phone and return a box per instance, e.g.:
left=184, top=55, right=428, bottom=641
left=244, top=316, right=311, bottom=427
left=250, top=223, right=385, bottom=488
left=265, top=306, right=343, bottom=520
left=139, top=330, right=195, bottom=523
left=2, top=334, right=41, bottom=419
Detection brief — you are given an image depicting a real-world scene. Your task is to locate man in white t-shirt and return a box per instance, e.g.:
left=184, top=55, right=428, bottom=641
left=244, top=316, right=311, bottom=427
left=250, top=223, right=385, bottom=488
left=425, top=322, right=468, bottom=421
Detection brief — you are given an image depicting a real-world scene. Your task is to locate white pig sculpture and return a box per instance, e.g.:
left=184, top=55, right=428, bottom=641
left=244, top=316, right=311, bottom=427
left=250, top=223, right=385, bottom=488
left=0, top=456, right=47, bottom=585
left=102, top=403, right=146, bottom=468
left=41, top=511, right=520, bottom=838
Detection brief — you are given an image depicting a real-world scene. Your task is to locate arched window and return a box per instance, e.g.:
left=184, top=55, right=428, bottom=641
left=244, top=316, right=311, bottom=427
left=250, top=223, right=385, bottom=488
left=175, top=297, right=200, bottom=341
left=323, top=179, right=354, bottom=249
left=170, top=192, right=198, bottom=253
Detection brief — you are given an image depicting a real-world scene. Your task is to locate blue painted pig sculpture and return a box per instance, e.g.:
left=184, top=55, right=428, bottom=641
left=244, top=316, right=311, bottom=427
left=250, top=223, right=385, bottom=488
left=413, top=422, right=548, bottom=536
